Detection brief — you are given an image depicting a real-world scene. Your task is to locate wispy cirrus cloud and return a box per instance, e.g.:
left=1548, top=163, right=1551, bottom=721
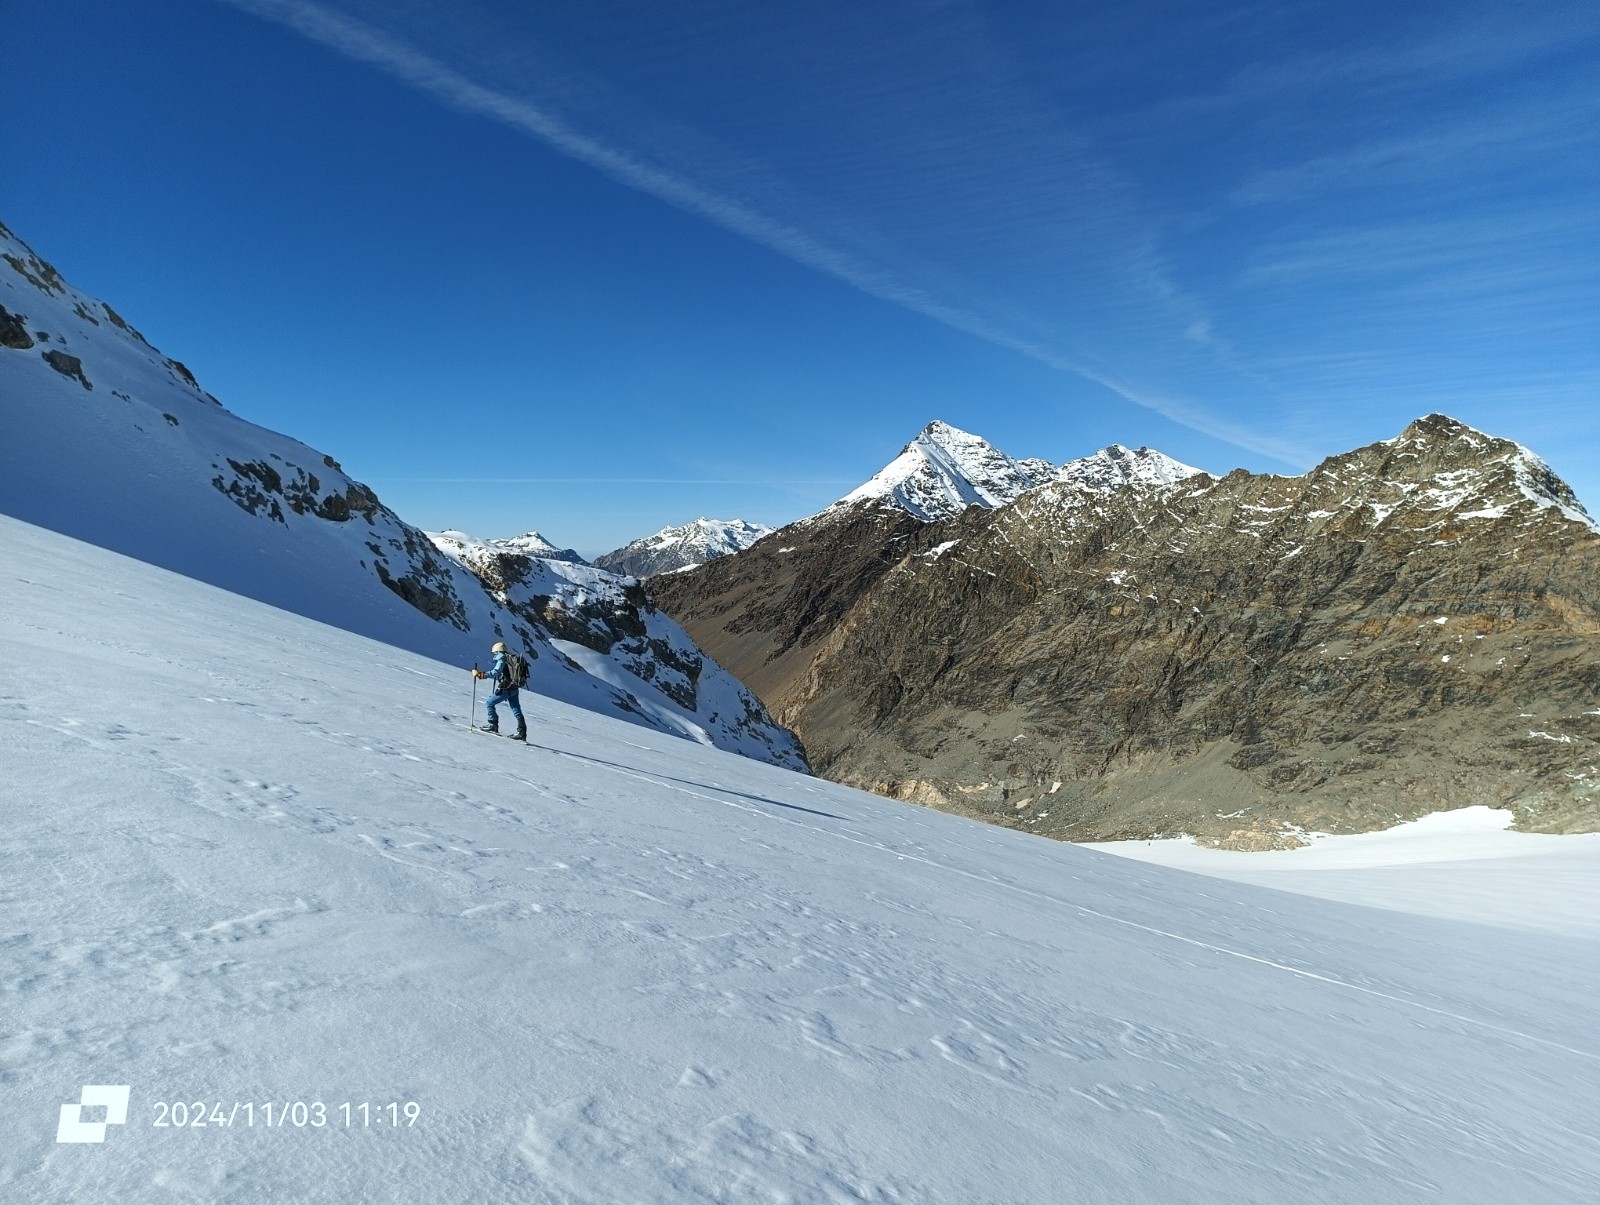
left=1136, top=4, right=1595, bottom=129
left=374, top=478, right=857, bottom=486
left=211, top=0, right=1597, bottom=488
left=214, top=0, right=1312, bottom=465
left=1228, top=101, right=1593, bottom=209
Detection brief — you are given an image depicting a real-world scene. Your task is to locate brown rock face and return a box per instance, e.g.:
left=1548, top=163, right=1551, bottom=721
left=651, top=416, right=1600, bottom=842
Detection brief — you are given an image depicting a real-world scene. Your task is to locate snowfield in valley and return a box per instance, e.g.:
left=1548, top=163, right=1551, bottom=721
left=1087, top=808, right=1600, bottom=937
left=4, top=515, right=1599, bottom=1203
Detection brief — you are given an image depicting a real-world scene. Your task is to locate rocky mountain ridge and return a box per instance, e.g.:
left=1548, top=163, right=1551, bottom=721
left=1057, top=443, right=1203, bottom=492
left=651, top=414, right=1600, bottom=844
left=0, top=218, right=804, bottom=768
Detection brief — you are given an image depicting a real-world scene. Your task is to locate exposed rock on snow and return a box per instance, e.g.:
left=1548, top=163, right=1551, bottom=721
left=430, top=529, right=807, bottom=771
left=1057, top=443, right=1203, bottom=492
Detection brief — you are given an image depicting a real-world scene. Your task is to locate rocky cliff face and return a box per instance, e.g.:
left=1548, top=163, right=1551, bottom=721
left=651, top=415, right=1600, bottom=844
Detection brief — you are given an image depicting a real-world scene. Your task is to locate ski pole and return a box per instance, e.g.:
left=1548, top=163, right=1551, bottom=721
left=470, top=663, right=478, bottom=729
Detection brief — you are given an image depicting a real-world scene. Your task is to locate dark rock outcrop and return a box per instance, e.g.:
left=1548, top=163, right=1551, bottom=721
left=0, top=303, right=33, bottom=349
left=42, top=349, right=91, bottom=389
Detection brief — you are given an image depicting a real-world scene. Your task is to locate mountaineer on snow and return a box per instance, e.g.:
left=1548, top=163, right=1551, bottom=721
left=474, top=640, right=528, bottom=740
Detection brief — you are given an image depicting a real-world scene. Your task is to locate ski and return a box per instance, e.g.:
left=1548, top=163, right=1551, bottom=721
left=443, top=715, right=524, bottom=741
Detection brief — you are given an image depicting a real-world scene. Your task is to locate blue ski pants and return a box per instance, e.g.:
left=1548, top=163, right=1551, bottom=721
left=486, top=688, right=523, bottom=725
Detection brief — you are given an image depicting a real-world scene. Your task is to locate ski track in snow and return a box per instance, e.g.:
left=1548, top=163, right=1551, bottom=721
left=4, top=515, right=1600, bottom=1203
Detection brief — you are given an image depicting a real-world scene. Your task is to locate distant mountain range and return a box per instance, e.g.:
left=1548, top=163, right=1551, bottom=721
left=465, top=530, right=588, bottom=564
left=650, top=418, right=1600, bottom=845
left=594, top=517, right=773, bottom=577
left=0, top=218, right=805, bottom=771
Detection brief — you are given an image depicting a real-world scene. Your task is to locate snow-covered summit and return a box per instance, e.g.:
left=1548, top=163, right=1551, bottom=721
left=828, top=420, right=1056, bottom=522
left=1058, top=443, right=1205, bottom=492
left=486, top=530, right=587, bottom=563
left=594, top=517, right=772, bottom=578
left=428, top=529, right=587, bottom=565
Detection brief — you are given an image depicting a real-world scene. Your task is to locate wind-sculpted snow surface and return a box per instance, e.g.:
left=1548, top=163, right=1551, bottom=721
left=5, top=515, right=1599, bottom=1203
left=0, top=219, right=800, bottom=767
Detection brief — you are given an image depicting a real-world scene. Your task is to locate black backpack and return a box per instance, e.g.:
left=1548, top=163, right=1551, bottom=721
left=503, top=650, right=530, bottom=689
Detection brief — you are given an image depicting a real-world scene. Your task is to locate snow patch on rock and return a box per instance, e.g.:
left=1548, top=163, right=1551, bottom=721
left=1057, top=444, right=1205, bottom=492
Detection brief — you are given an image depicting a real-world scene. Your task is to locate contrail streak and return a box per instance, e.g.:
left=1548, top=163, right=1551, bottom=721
left=373, top=478, right=858, bottom=486
left=218, top=0, right=1308, bottom=466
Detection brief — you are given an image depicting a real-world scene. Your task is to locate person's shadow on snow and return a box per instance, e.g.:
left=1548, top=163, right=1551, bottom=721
left=523, top=743, right=850, bottom=821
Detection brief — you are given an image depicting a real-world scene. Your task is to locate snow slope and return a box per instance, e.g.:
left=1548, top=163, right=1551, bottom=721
left=428, top=530, right=806, bottom=770
left=5, top=514, right=1599, bottom=1203
left=0, top=219, right=797, bottom=766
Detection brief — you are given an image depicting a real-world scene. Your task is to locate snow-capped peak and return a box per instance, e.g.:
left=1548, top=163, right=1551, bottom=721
left=490, top=530, right=587, bottom=563
left=643, top=517, right=771, bottom=555
left=427, top=529, right=586, bottom=564
left=1057, top=444, right=1205, bottom=493
left=593, top=517, right=772, bottom=577
left=829, top=420, right=1056, bottom=522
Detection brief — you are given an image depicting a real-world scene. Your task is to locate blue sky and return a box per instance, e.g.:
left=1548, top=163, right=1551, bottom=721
left=5, top=0, right=1596, bottom=555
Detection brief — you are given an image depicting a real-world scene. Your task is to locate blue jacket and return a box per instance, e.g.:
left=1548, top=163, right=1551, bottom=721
left=486, top=652, right=514, bottom=693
